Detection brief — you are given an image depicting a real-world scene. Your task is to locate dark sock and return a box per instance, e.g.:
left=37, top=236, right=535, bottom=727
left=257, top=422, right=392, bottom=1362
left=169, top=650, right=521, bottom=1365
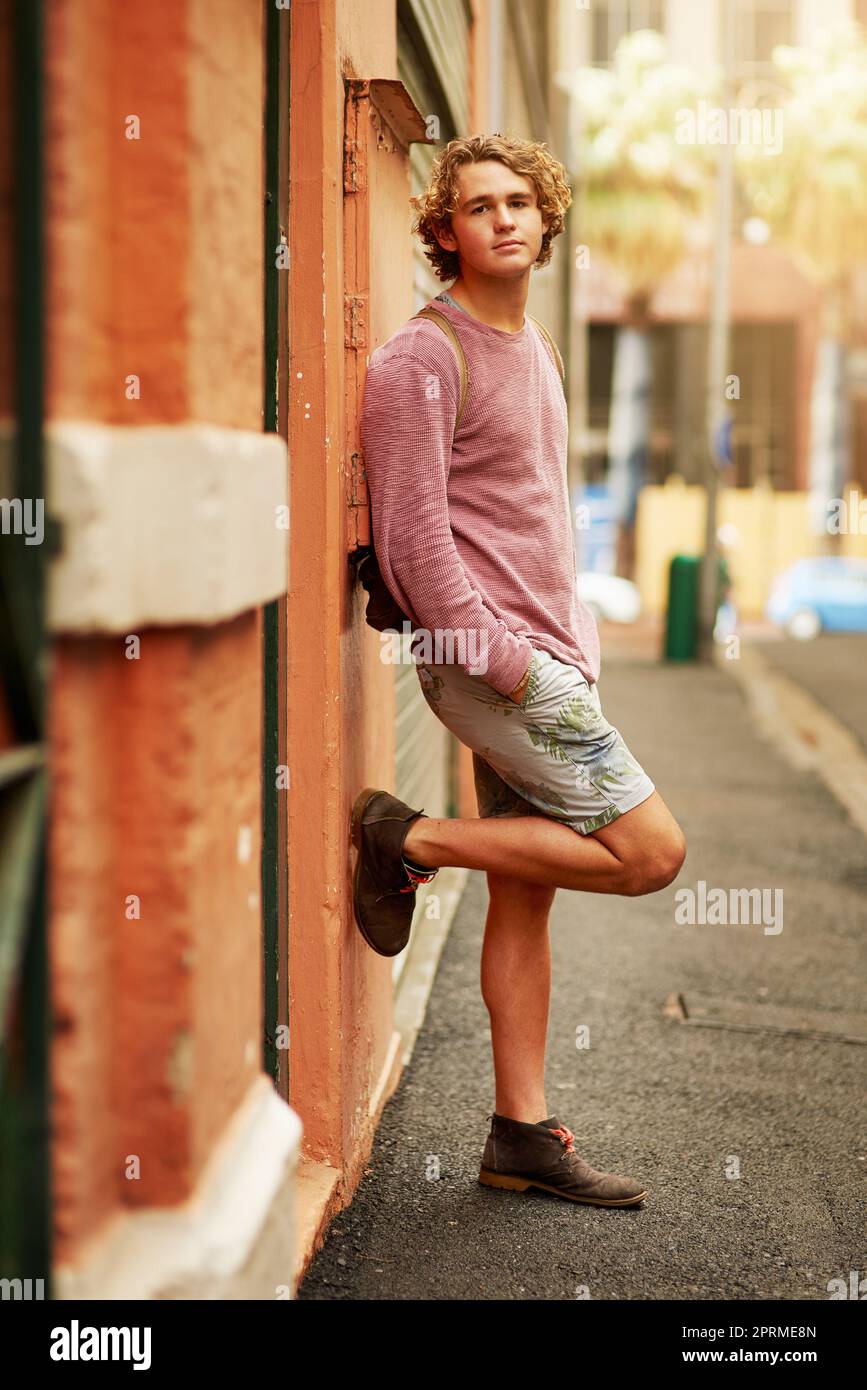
left=495, top=1113, right=557, bottom=1127
left=400, top=850, right=436, bottom=872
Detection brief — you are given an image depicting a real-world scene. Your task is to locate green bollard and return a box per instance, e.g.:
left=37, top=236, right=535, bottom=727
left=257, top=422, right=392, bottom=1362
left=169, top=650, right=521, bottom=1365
left=664, top=554, right=700, bottom=661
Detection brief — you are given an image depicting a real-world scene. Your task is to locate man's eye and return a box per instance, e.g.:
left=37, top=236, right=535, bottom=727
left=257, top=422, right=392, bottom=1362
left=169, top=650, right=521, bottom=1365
left=472, top=201, right=527, bottom=214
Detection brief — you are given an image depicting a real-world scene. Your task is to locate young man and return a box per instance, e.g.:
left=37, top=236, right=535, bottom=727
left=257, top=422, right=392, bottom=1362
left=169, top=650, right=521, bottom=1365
left=352, top=134, right=686, bottom=1207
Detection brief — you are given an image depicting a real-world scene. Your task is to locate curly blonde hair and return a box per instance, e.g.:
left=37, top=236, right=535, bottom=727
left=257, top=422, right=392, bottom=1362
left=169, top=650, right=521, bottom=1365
left=409, top=133, right=572, bottom=282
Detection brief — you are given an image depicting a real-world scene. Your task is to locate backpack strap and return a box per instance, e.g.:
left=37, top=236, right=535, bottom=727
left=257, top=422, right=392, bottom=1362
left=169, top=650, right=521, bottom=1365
left=411, top=305, right=469, bottom=435
left=411, top=305, right=564, bottom=429
left=527, top=314, right=565, bottom=386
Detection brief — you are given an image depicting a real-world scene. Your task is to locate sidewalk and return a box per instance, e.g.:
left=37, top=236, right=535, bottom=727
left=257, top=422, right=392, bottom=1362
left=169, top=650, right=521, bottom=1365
left=751, top=631, right=867, bottom=752
left=298, top=645, right=865, bottom=1301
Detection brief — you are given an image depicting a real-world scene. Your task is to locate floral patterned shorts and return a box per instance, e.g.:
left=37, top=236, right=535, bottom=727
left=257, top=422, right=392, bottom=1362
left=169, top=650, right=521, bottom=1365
left=414, top=646, right=656, bottom=836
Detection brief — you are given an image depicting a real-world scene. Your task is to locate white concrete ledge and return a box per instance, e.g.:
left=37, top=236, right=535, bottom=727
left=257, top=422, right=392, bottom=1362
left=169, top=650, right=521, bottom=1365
left=43, top=422, right=288, bottom=633
left=53, top=1075, right=303, bottom=1300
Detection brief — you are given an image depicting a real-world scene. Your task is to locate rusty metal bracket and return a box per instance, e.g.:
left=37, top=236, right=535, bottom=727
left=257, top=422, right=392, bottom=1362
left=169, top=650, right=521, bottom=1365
left=344, top=294, right=367, bottom=351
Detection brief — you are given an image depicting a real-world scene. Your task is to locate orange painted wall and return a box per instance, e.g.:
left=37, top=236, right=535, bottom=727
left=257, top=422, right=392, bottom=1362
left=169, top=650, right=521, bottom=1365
left=45, top=1, right=266, bottom=1263
left=286, top=1, right=403, bottom=1187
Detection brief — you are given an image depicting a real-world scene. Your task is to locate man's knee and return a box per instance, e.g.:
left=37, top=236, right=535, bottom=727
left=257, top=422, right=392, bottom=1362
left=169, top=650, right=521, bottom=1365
left=623, top=829, right=687, bottom=896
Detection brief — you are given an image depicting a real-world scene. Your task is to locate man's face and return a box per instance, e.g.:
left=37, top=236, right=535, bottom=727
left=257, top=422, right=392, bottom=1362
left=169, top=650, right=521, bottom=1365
left=434, top=159, right=550, bottom=279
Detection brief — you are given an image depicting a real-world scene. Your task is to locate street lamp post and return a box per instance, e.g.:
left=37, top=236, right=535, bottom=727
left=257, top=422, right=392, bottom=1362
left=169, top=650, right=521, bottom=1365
left=698, top=0, right=736, bottom=661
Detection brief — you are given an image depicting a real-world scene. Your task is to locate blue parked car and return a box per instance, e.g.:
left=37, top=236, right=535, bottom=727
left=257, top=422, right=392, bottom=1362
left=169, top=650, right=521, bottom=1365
left=766, top=556, right=867, bottom=640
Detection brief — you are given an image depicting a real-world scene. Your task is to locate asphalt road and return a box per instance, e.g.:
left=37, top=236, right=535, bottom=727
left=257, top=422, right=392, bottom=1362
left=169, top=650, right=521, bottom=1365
left=298, top=657, right=865, bottom=1301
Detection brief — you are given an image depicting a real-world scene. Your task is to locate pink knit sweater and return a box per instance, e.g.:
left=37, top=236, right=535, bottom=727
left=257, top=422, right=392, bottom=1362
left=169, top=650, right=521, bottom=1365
left=359, top=296, right=601, bottom=697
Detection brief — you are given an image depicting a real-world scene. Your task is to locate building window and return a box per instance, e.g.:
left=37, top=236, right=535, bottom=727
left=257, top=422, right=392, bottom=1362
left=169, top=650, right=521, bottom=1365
left=591, top=0, right=666, bottom=66
left=734, top=0, right=792, bottom=80
left=585, top=321, right=798, bottom=491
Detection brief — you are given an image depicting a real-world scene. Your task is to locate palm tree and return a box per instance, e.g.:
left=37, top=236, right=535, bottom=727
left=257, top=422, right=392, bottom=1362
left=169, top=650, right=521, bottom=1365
left=736, top=20, right=867, bottom=547
left=566, top=30, right=719, bottom=577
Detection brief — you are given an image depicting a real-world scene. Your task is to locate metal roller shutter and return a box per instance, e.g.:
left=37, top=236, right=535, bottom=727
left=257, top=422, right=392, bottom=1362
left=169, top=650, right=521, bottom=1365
left=393, top=1, right=470, bottom=823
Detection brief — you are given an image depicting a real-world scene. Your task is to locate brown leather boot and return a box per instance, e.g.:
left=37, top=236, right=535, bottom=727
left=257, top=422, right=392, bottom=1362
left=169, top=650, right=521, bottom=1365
left=479, top=1114, right=648, bottom=1207
left=349, top=787, right=438, bottom=957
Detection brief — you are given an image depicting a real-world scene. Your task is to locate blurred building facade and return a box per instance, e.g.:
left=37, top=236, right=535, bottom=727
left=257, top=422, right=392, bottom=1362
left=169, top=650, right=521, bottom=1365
left=573, top=0, right=867, bottom=612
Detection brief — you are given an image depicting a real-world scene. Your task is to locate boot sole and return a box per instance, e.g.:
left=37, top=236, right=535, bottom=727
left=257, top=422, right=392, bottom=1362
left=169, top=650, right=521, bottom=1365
left=349, top=787, right=406, bottom=958
left=478, top=1167, right=648, bottom=1206
left=350, top=786, right=382, bottom=852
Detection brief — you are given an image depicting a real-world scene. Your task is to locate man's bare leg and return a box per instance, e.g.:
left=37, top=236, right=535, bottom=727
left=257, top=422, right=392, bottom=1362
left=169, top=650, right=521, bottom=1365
left=403, top=789, right=686, bottom=896
left=480, top=870, right=557, bottom=1124
left=469, top=797, right=686, bottom=1127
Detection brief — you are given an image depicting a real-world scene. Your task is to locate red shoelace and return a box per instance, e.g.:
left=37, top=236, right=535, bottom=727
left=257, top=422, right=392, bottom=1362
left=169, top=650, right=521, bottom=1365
left=373, top=865, right=439, bottom=903
left=550, top=1124, right=576, bottom=1152
left=399, top=865, right=438, bottom=892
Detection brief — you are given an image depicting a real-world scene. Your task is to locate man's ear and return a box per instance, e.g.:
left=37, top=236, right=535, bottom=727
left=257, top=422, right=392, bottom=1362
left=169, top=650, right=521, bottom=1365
left=432, top=218, right=458, bottom=253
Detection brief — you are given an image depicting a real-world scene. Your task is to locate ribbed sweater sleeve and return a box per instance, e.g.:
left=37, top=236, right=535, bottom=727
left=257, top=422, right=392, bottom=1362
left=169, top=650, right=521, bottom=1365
left=360, top=350, right=535, bottom=696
